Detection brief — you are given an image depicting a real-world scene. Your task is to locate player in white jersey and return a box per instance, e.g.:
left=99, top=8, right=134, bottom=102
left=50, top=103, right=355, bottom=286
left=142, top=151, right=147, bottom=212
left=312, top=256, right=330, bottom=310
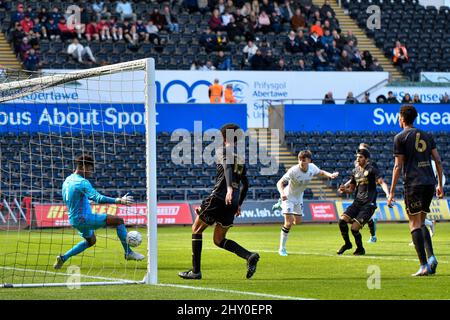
left=409, top=159, right=446, bottom=245
left=276, top=150, right=339, bottom=256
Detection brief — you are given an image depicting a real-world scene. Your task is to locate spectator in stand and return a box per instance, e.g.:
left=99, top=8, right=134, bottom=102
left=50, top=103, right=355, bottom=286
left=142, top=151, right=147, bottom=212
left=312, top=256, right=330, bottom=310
left=23, top=48, right=42, bottom=71
left=227, top=16, right=244, bottom=43
left=135, top=18, right=148, bottom=43
left=11, top=3, right=25, bottom=25
left=320, top=0, right=335, bottom=18
left=92, top=1, right=108, bottom=21
left=440, top=93, right=450, bottom=104
left=338, top=50, right=352, bottom=71
left=370, top=58, right=383, bottom=71
left=387, top=91, right=399, bottom=103
left=145, top=20, right=162, bottom=45
left=74, top=7, right=91, bottom=40
left=343, top=39, right=358, bottom=63
left=10, top=23, right=25, bottom=54
left=250, top=49, right=266, bottom=70
left=270, top=10, right=283, bottom=33
left=401, top=93, right=413, bottom=104
left=320, top=28, right=333, bottom=50
left=376, top=94, right=387, bottom=103
left=345, top=30, right=358, bottom=47
left=215, top=31, right=229, bottom=51
left=260, top=0, right=274, bottom=15
left=150, top=8, right=166, bottom=31
left=264, top=49, right=277, bottom=70
left=20, top=15, right=34, bottom=36
left=217, top=0, right=226, bottom=14
left=209, top=8, right=224, bottom=31
left=243, top=40, right=258, bottom=62
left=49, top=7, right=62, bottom=23
left=58, top=17, right=76, bottom=41
left=116, top=0, right=136, bottom=21
left=222, top=10, right=233, bottom=27
left=310, top=10, right=321, bottom=26
left=361, top=92, right=371, bottom=103
left=184, top=0, right=199, bottom=13
left=322, top=91, right=335, bottom=104
left=201, top=60, right=216, bottom=71
left=32, top=17, right=47, bottom=39
left=291, top=8, right=306, bottom=31
left=280, top=0, right=295, bottom=23
left=313, top=49, right=331, bottom=71
left=0, top=0, right=10, bottom=11
left=393, top=40, right=408, bottom=67
left=200, top=27, right=217, bottom=53
left=362, top=50, right=373, bottom=67
left=97, top=17, right=111, bottom=41
left=243, top=15, right=257, bottom=42
left=67, top=38, right=96, bottom=64
left=413, top=94, right=422, bottom=104
left=327, top=39, right=341, bottom=64
left=285, top=30, right=300, bottom=54
left=121, top=19, right=137, bottom=45
left=295, top=58, right=311, bottom=71
left=276, top=58, right=288, bottom=71
left=307, top=30, right=322, bottom=52
left=163, top=6, right=179, bottom=33
left=46, top=17, right=60, bottom=40
left=19, top=37, right=31, bottom=60
left=25, top=5, right=37, bottom=20
left=332, top=29, right=346, bottom=50
left=109, top=16, right=123, bottom=41
left=252, top=0, right=260, bottom=15
left=358, top=59, right=370, bottom=71
left=309, top=20, right=323, bottom=37
left=190, top=60, right=202, bottom=70
left=297, top=29, right=310, bottom=54
left=224, top=84, right=237, bottom=103
left=324, top=11, right=339, bottom=32
left=38, top=7, right=48, bottom=22
left=85, top=20, right=99, bottom=41
left=345, top=92, right=358, bottom=104
left=214, top=50, right=232, bottom=70
left=225, top=0, right=237, bottom=14
left=257, top=11, right=271, bottom=34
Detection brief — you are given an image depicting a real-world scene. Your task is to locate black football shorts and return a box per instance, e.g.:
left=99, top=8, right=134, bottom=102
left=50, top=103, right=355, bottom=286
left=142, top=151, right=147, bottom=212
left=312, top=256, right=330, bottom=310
left=343, top=201, right=377, bottom=226
left=404, top=185, right=435, bottom=215
left=197, top=194, right=238, bottom=227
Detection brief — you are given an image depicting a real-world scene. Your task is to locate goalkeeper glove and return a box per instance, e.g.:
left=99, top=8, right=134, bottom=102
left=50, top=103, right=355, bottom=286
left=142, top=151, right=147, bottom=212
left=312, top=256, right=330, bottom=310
left=116, top=193, right=134, bottom=205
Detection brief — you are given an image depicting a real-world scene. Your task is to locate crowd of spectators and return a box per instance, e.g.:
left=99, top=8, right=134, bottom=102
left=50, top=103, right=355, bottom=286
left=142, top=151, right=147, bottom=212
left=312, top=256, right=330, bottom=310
left=4, top=0, right=383, bottom=72
left=321, top=91, right=450, bottom=104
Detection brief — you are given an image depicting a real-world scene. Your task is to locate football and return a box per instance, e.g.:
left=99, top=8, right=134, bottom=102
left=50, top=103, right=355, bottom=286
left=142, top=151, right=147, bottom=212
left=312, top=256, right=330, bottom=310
left=126, top=231, right=142, bottom=248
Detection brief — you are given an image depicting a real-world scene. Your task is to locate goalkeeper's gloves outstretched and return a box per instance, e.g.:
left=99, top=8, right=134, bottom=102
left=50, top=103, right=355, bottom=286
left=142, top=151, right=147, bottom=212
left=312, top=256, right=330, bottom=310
left=116, top=193, right=134, bottom=205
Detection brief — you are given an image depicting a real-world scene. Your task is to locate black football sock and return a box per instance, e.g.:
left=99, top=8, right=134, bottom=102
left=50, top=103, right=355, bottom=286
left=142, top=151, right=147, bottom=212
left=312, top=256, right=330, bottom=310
left=411, top=228, right=427, bottom=265
left=421, top=225, right=434, bottom=259
left=192, top=234, right=202, bottom=273
left=339, top=219, right=351, bottom=245
left=351, top=229, right=363, bottom=249
left=219, top=238, right=252, bottom=260
left=368, top=219, right=376, bottom=237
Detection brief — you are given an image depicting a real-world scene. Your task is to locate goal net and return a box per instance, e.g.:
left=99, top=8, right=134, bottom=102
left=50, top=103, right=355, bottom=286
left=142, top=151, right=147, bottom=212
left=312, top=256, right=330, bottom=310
left=0, top=59, right=157, bottom=288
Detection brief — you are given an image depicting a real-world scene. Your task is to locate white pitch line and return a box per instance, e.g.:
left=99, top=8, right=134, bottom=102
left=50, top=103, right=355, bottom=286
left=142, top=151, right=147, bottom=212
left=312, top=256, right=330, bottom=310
left=157, top=283, right=314, bottom=300
left=0, top=266, right=138, bottom=283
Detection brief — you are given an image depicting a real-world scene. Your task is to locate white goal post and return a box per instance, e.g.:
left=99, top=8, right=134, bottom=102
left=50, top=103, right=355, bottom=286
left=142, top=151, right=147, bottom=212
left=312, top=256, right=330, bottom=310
left=0, top=58, right=157, bottom=288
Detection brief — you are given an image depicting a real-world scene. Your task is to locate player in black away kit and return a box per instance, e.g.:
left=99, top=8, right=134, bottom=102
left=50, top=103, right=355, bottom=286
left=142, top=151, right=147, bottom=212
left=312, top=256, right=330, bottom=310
left=337, top=149, right=390, bottom=255
left=388, top=105, right=444, bottom=276
left=178, top=123, right=259, bottom=280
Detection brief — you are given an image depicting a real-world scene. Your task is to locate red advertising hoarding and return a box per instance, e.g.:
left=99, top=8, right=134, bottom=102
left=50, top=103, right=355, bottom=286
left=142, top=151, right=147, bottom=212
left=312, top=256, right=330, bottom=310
left=33, top=203, right=193, bottom=228
left=309, top=203, right=337, bottom=221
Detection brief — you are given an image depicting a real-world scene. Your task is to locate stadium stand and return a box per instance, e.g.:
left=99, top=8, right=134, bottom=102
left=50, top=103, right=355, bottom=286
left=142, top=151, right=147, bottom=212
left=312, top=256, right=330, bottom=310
left=1, top=0, right=382, bottom=72
left=342, top=0, right=450, bottom=81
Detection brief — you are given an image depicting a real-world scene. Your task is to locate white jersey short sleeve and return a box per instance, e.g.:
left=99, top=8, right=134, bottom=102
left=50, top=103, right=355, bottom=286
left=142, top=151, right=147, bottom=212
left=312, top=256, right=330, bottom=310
left=281, top=163, right=321, bottom=215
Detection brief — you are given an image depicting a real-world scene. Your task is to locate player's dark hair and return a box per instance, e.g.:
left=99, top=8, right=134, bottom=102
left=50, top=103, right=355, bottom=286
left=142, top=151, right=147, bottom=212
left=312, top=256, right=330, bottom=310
left=399, top=104, right=418, bottom=125
left=298, top=150, right=312, bottom=160
left=220, top=123, right=242, bottom=144
left=75, top=154, right=94, bottom=169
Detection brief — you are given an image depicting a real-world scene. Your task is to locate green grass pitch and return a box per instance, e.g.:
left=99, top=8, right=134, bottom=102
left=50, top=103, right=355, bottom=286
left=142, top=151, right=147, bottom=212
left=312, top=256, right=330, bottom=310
left=1, top=223, right=450, bottom=300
